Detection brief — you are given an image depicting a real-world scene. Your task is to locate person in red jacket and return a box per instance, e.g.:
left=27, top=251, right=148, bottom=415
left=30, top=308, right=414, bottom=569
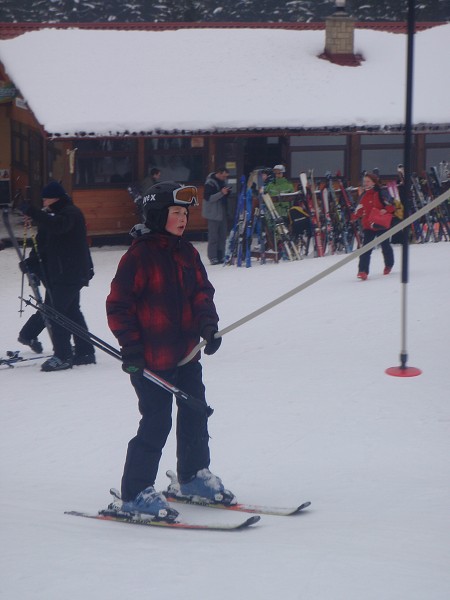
left=352, top=173, right=395, bottom=280
left=106, top=181, right=235, bottom=519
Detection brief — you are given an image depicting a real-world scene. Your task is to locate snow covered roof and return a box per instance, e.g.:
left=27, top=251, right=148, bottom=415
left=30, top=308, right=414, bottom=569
left=0, top=24, right=449, bottom=137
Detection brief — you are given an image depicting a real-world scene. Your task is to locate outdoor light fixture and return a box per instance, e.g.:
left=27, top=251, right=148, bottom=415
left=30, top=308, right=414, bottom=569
left=335, top=0, right=347, bottom=12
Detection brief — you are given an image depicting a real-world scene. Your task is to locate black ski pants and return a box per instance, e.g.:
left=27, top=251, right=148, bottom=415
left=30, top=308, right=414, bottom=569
left=19, top=311, right=46, bottom=342
left=358, top=229, right=394, bottom=274
left=121, top=361, right=211, bottom=501
left=19, top=285, right=94, bottom=359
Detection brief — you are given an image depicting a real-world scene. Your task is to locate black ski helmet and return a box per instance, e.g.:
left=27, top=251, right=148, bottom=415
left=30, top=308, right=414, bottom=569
left=141, top=181, right=198, bottom=232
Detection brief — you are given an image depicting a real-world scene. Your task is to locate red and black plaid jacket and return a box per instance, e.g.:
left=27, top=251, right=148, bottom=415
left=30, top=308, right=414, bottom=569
left=106, top=233, right=219, bottom=371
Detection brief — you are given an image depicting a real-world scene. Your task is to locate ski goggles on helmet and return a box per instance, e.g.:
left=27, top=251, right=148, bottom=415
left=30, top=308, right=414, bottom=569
left=173, top=186, right=199, bottom=207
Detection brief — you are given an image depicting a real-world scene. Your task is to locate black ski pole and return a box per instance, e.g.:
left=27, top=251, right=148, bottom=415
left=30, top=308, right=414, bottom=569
left=19, top=224, right=27, bottom=316
left=2, top=206, right=53, bottom=339
left=27, top=296, right=123, bottom=358
left=22, top=296, right=213, bottom=417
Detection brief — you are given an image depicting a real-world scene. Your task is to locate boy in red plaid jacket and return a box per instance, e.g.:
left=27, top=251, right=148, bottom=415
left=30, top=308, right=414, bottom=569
left=106, top=181, right=235, bottom=519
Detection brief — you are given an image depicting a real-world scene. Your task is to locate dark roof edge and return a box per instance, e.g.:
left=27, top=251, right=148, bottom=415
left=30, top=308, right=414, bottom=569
left=0, top=20, right=446, bottom=39
left=47, top=123, right=450, bottom=139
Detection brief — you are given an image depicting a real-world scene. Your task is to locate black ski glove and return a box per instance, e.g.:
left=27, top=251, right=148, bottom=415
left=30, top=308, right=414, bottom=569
left=121, top=344, right=145, bottom=375
left=19, top=259, right=29, bottom=274
left=19, top=257, right=41, bottom=283
left=201, top=325, right=222, bottom=356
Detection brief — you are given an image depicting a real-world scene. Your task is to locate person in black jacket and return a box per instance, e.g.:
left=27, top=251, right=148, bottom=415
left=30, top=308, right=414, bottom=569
left=22, top=181, right=95, bottom=371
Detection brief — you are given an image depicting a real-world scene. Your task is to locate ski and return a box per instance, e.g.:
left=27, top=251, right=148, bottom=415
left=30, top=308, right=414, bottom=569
left=245, top=185, right=253, bottom=268
left=236, top=176, right=248, bottom=267
left=319, top=183, right=335, bottom=255
left=335, top=171, right=362, bottom=249
left=0, top=350, right=51, bottom=368
left=65, top=510, right=260, bottom=532
left=224, top=175, right=246, bottom=266
left=412, top=173, right=438, bottom=243
left=262, top=193, right=300, bottom=261
left=300, top=172, right=325, bottom=257
left=256, top=171, right=268, bottom=263
left=164, top=495, right=311, bottom=517
left=324, top=173, right=352, bottom=254
left=163, top=471, right=310, bottom=516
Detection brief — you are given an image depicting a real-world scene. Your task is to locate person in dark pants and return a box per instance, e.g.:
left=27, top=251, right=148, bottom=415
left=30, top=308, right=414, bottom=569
left=202, top=167, right=231, bottom=265
left=22, top=181, right=95, bottom=371
left=106, top=181, right=234, bottom=519
left=124, top=361, right=210, bottom=501
left=352, top=172, right=395, bottom=281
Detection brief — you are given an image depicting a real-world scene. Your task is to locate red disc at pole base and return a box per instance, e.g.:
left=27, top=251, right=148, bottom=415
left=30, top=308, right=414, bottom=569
left=385, top=366, right=422, bottom=377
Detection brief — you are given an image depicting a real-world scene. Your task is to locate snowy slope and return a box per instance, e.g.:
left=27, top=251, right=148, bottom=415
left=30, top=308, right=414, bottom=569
left=1, top=239, right=449, bottom=600
left=0, top=25, right=449, bottom=135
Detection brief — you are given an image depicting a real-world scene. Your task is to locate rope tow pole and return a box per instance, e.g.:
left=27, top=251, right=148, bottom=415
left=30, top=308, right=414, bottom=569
left=178, top=186, right=450, bottom=367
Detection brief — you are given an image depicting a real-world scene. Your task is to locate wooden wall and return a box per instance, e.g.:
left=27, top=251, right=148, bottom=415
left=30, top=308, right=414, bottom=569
left=73, top=185, right=208, bottom=236
left=73, top=188, right=138, bottom=235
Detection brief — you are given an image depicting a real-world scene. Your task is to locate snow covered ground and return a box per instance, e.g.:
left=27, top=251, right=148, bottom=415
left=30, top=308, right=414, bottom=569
left=1, top=239, right=449, bottom=600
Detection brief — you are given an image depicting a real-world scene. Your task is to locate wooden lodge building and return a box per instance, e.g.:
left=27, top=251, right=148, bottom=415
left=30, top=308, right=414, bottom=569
left=0, top=17, right=449, bottom=239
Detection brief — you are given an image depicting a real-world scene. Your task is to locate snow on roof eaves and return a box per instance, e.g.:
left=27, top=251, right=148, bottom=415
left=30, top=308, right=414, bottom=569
left=46, top=123, right=450, bottom=139
left=0, top=21, right=443, bottom=39
left=0, top=26, right=449, bottom=137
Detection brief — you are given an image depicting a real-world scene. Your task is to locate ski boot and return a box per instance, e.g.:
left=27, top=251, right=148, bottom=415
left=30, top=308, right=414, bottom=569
left=18, top=335, right=43, bottom=354
left=105, top=487, right=179, bottom=522
left=41, top=355, right=73, bottom=372
left=73, top=353, right=96, bottom=366
left=165, top=469, right=236, bottom=506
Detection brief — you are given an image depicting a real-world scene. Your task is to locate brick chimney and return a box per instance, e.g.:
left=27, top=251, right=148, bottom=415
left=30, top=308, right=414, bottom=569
left=321, top=0, right=362, bottom=66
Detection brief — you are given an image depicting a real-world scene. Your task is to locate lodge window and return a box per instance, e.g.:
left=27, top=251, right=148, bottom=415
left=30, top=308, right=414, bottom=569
left=360, top=134, right=406, bottom=177
left=425, top=133, right=450, bottom=171
left=242, top=136, right=285, bottom=176
left=74, top=139, right=137, bottom=187
left=289, top=135, right=347, bottom=179
left=144, top=137, right=206, bottom=184
left=11, top=121, right=29, bottom=170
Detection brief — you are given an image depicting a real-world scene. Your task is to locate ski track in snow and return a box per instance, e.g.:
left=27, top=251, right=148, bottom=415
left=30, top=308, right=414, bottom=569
left=0, top=240, right=449, bottom=600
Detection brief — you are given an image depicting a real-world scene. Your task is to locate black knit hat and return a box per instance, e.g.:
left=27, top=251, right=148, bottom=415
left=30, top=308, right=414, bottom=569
left=42, top=181, right=67, bottom=199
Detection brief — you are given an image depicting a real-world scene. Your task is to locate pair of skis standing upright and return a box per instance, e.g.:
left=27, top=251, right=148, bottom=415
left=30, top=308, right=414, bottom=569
left=224, top=170, right=300, bottom=265
left=300, top=171, right=363, bottom=258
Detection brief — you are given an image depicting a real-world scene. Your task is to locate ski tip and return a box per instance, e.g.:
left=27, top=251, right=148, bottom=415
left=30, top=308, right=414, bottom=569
left=166, top=469, right=177, bottom=483
left=109, top=487, right=121, bottom=500
left=239, top=515, right=261, bottom=528
left=293, top=501, right=311, bottom=514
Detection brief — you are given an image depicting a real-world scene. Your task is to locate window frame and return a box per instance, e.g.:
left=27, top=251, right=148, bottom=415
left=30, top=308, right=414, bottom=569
left=144, top=136, right=207, bottom=185
left=424, top=133, right=450, bottom=171
left=360, top=134, right=409, bottom=178
left=73, top=138, right=138, bottom=188
left=288, top=134, right=349, bottom=179
left=11, top=121, right=29, bottom=170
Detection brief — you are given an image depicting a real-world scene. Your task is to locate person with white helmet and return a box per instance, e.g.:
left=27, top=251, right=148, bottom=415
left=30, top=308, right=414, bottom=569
left=265, top=164, right=295, bottom=219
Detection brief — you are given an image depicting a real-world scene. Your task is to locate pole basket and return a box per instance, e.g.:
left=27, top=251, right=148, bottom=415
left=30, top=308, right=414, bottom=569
left=385, top=366, right=422, bottom=378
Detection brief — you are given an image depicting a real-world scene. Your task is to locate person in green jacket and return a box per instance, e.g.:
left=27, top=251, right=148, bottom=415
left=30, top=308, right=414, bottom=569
left=265, top=164, right=295, bottom=218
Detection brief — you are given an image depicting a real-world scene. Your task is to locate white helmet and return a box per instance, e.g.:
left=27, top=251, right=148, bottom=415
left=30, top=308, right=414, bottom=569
left=273, top=164, right=286, bottom=173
